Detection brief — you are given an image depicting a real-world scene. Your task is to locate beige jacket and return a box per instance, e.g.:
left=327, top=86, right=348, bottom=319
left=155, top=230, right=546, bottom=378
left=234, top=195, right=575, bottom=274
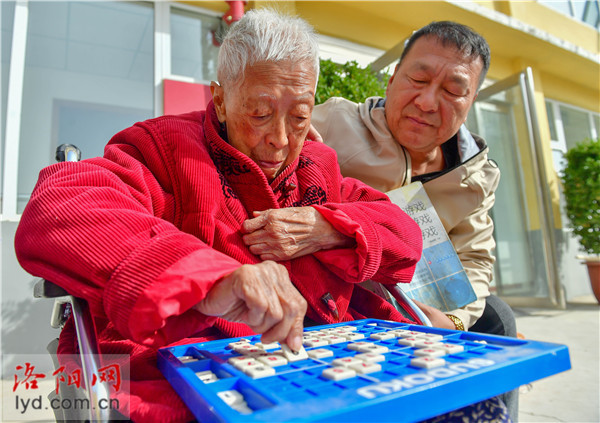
left=312, top=96, right=501, bottom=329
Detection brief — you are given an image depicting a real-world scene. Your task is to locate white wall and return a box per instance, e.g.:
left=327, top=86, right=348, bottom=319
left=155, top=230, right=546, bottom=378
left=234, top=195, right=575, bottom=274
left=16, top=67, right=153, bottom=211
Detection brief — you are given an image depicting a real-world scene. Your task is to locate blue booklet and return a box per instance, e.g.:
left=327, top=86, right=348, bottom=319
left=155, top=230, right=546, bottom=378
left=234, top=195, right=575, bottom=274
left=385, top=182, right=476, bottom=312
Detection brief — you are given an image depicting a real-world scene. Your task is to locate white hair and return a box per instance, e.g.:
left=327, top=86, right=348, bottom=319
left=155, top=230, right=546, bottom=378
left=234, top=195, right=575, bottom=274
left=217, top=8, right=319, bottom=87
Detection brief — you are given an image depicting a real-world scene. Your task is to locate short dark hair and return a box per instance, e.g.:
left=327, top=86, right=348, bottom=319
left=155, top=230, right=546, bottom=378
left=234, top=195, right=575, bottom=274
left=399, top=21, right=490, bottom=89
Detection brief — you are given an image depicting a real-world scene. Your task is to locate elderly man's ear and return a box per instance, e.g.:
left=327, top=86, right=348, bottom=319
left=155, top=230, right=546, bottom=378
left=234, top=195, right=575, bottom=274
left=210, top=81, right=226, bottom=123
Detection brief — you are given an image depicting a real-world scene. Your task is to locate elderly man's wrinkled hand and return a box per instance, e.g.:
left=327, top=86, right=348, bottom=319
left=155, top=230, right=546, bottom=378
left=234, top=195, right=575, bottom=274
left=195, top=261, right=307, bottom=351
left=241, top=207, right=355, bottom=261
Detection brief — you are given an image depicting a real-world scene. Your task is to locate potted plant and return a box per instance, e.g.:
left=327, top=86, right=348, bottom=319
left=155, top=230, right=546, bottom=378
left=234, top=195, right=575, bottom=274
left=560, top=138, right=600, bottom=303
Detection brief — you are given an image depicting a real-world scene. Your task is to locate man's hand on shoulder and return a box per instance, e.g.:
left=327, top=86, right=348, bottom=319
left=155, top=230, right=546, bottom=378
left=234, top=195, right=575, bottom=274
left=307, top=124, right=324, bottom=143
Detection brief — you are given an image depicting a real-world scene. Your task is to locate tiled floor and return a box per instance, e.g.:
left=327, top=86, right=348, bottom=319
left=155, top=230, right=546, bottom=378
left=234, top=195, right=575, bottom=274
left=514, top=295, right=599, bottom=423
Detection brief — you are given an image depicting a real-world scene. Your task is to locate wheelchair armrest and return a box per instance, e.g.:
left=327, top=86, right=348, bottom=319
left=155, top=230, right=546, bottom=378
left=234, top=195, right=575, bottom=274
left=33, top=279, right=72, bottom=328
left=33, top=278, right=69, bottom=298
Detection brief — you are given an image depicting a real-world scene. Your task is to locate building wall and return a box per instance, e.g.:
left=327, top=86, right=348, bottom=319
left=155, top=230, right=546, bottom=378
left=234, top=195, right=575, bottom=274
left=182, top=1, right=599, bottom=110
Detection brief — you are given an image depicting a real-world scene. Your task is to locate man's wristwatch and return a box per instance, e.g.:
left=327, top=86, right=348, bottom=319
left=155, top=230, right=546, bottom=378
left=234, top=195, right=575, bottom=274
left=446, top=314, right=465, bottom=331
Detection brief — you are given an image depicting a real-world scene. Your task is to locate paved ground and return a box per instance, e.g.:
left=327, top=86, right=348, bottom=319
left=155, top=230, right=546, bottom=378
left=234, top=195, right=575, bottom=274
left=514, top=295, right=599, bottom=423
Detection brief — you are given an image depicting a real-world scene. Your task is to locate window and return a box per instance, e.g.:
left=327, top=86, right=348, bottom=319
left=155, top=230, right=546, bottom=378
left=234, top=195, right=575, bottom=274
left=546, top=98, right=599, bottom=173
left=546, top=99, right=599, bottom=146
left=16, top=1, right=154, bottom=213
left=538, top=0, right=600, bottom=28
left=170, top=8, right=220, bottom=82
left=583, top=0, right=600, bottom=27
left=560, top=105, right=594, bottom=149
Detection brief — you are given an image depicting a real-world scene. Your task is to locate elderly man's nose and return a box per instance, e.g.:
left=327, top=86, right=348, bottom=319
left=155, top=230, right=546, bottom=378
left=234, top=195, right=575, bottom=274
left=267, top=119, right=289, bottom=148
left=414, top=87, right=439, bottom=113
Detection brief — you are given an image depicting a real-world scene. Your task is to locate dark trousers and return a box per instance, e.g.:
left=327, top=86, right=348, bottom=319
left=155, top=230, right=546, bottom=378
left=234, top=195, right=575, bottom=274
left=470, top=295, right=519, bottom=422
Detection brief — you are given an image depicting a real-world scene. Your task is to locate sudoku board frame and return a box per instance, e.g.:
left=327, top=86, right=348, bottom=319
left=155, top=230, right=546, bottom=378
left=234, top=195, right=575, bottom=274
left=158, top=319, right=570, bottom=423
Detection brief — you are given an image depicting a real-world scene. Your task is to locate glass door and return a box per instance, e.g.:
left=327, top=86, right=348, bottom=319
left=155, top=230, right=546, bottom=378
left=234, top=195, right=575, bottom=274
left=467, top=68, right=565, bottom=308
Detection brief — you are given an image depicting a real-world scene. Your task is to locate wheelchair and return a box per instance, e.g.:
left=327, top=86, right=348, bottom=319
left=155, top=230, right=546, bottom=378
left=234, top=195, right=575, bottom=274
left=34, top=278, right=112, bottom=423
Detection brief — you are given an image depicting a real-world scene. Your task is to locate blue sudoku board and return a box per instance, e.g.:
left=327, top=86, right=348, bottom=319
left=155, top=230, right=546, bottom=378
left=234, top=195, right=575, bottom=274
left=158, top=319, right=571, bottom=422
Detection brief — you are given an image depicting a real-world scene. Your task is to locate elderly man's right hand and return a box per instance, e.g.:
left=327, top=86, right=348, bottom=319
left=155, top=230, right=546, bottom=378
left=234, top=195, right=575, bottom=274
left=195, top=261, right=307, bottom=351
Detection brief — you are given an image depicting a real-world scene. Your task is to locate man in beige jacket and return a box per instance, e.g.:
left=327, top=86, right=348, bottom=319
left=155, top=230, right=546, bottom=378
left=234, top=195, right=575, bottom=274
left=312, top=20, right=518, bottom=420
left=312, top=21, right=516, bottom=338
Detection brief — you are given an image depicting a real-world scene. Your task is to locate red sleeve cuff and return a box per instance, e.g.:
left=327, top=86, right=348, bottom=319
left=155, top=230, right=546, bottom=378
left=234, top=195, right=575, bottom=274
left=311, top=205, right=368, bottom=282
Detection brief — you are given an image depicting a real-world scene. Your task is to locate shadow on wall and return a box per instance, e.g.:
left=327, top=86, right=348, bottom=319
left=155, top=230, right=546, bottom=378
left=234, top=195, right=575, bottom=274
left=1, top=280, right=61, bottom=374
left=2, top=221, right=62, bottom=374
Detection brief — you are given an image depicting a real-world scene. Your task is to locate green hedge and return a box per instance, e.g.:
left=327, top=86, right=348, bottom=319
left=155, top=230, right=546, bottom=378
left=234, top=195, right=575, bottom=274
left=315, top=59, right=390, bottom=105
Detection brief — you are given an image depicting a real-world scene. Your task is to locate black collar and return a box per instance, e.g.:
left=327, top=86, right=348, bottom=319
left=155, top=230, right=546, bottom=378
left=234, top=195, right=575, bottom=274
left=411, top=135, right=460, bottom=183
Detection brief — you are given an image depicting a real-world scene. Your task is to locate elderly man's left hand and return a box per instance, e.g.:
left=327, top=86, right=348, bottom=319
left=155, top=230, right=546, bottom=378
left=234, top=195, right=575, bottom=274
left=241, top=207, right=355, bottom=261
